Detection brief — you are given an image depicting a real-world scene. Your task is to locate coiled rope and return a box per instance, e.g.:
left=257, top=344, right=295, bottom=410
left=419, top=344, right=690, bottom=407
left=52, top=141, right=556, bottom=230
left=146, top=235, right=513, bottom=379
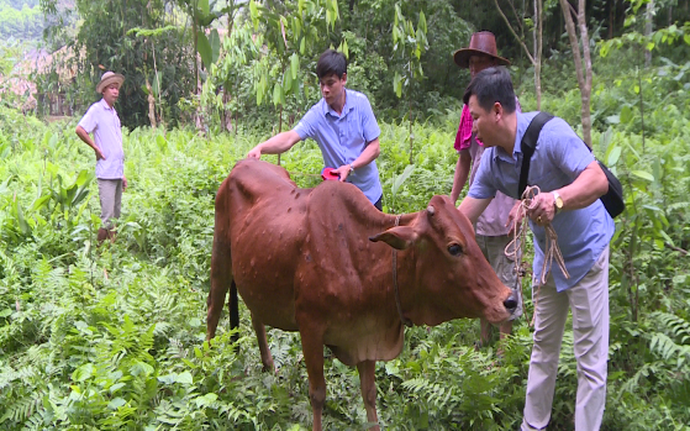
left=505, top=185, right=570, bottom=326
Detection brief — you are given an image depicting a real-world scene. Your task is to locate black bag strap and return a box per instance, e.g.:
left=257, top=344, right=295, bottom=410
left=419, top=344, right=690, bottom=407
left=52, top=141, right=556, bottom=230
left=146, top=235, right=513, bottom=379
left=518, top=112, right=554, bottom=197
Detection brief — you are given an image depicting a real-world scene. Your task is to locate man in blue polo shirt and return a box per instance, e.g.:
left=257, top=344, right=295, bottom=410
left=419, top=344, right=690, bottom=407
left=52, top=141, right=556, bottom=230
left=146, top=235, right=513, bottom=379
left=247, top=49, right=383, bottom=210
left=458, top=67, right=614, bottom=431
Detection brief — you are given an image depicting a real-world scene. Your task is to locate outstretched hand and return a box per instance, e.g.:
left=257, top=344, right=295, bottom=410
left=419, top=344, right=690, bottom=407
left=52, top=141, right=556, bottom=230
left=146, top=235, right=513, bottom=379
left=247, top=146, right=262, bottom=159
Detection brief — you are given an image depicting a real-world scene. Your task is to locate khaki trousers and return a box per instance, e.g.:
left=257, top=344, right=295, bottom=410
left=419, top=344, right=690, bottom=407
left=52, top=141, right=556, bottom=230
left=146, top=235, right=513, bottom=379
left=97, top=178, right=122, bottom=229
left=522, top=246, right=609, bottom=431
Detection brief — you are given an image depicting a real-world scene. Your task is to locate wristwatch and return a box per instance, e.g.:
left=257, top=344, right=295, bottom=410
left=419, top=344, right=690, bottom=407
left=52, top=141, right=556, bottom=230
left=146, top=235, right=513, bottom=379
left=349, top=164, right=355, bottom=174
left=551, top=191, right=564, bottom=213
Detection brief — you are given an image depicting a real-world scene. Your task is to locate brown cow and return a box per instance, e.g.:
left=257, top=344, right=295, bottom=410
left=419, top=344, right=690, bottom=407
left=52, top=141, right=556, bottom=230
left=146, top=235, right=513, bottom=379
left=207, top=158, right=517, bottom=430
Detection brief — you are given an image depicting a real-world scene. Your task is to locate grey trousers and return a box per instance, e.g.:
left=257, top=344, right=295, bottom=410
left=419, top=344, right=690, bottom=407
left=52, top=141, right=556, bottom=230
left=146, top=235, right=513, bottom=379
left=97, top=178, right=122, bottom=229
left=522, top=246, right=610, bottom=431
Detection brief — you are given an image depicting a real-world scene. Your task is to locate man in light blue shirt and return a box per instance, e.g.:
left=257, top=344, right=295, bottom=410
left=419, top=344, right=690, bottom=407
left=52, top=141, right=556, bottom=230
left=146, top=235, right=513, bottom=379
left=458, top=67, right=614, bottom=431
left=76, top=71, right=127, bottom=244
left=248, top=49, right=383, bottom=209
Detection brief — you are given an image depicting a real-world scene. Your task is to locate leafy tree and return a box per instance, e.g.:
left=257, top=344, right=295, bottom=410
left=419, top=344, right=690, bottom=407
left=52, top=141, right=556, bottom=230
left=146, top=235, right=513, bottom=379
left=391, top=2, right=427, bottom=163
left=38, top=0, right=196, bottom=128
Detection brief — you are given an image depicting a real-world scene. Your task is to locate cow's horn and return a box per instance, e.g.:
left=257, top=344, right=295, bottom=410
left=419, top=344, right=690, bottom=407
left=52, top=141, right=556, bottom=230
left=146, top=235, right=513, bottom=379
left=427, top=206, right=435, bottom=216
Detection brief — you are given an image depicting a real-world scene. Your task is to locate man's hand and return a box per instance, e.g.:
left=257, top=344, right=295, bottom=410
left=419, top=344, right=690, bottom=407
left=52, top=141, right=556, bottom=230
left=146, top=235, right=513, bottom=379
left=122, top=176, right=128, bottom=191
left=526, top=191, right=557, bottom=226
left=247, top=145, right=262, bottom=159
left=95, top=147, right=106, bottom=161
left=333, top=164, right=352, bottom=182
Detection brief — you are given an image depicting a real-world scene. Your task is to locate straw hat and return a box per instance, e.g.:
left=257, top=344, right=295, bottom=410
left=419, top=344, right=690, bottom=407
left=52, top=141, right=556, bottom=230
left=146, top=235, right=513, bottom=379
left=453, top=31, right=510, bottom=69
left=96, top=71, right=125, bottom=93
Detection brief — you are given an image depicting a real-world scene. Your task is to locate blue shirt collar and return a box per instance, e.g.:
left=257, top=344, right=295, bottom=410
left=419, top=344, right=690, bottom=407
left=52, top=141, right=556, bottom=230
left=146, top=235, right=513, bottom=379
left=322, top=88, right=354, bottom=119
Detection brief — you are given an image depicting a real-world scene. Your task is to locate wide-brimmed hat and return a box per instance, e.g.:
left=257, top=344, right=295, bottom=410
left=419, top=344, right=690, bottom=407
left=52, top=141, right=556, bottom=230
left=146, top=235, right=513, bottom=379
left=96, top=71, right=125, bottom=93
left=453, top=31, right=510, bottom=69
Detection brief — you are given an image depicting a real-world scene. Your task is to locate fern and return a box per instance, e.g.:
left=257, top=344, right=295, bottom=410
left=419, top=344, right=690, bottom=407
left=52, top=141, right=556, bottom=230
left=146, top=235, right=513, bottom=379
left=649, top=312, right=690, bottom=368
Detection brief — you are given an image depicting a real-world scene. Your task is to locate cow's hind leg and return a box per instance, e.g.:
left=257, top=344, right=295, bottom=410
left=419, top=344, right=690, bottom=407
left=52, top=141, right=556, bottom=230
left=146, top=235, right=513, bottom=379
left=356, top=360, right=380, bottom=430
left=251, top=314, right=275, bottom=372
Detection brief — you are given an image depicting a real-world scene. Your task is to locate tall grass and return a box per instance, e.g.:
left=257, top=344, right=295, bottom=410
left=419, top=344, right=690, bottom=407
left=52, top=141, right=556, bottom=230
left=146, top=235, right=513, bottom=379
left=1, top=72, right=690, bottom=430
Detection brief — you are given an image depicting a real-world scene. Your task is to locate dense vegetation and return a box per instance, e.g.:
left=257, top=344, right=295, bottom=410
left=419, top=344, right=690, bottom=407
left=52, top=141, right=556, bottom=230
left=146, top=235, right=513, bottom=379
left=0, top=0, right=43, bottom=42
left=2, top=0, right=690, bottom=429
left=2, top=39, right=690, bottom=426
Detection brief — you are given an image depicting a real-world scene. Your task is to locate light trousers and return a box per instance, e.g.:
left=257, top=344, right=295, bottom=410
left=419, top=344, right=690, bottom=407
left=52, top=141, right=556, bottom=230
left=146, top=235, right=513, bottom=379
left=97, top=178, right=122, bottom=229
left=522, top=246, right=609, bottom=431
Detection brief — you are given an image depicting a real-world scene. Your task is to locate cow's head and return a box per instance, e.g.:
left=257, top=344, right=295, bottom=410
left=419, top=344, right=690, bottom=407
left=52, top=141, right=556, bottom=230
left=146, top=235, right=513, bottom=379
left=370, top=195, right=517, bottom=326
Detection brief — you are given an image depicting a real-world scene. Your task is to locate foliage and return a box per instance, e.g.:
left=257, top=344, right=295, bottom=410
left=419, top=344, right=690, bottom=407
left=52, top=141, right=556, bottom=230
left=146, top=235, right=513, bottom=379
left=3, top=4, right=690, bottom=428
left=38, top=0, right=196, bottom=128
left=0, top=1, right=43, bottom=42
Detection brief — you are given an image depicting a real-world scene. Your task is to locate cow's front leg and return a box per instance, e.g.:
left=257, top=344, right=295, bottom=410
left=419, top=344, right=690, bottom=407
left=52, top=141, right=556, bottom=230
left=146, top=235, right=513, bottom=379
left=357, top=360, right=380, bottom=430
left=251, top=313, right=275, bottom=372
left=299, top=327, right=326, bottom=431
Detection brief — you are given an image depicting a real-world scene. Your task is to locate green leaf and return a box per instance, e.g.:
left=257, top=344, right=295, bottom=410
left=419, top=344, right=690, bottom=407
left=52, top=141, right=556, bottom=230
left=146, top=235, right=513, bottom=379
left=198, top=0, right=210, bottom=17
left=14, top=201, right=30, bottom=235
left=273, top=83, right=285, bottom=107
left=620, top=105, right=633, bottom=124
left=152, top=72, right=163, bottom=98
left=607, top=146, right=622, bottom=166
left=194, top=393, right=218, bottom=408
left=72, top=363, right=95, bottom=382
left=30, top=194, right=51, bottom=211
left=75, top=169, right=91, bottom=186
left=108, top=398, right=127, bottom=410
left=631, top=170, right=654, bottom=182
left=110, top=383, right=126, bottom=393
left=176, top=371, right=194, bottom=385
left=392, top=164, right=415, bottom=195
left=290, top=53, right=300, bottom=80
left=393, top=73, right=402, bottom=98
left=209, top=29, right=221, bottom=65
left=198, top=33, right=212, bottom=70
left=418, top=11, right=427, bottom=33
left=130, top=361, right=154, bottom=377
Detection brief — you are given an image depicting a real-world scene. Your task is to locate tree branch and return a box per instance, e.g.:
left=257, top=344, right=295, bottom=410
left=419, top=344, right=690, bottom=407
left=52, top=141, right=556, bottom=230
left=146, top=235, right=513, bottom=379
left=494, top=0, right=535, bottom=64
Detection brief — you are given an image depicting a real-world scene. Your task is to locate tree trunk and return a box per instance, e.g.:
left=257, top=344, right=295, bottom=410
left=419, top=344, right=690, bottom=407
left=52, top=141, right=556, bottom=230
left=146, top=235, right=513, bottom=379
left=534, top=0, right=543, bottom=110
left=645, top=0, right=654, bottom=67
left=494, top=0, right=543, bottom=109
left=146, top=78, right=157, bottom=128
left=559, top=0, right=593, bottom=148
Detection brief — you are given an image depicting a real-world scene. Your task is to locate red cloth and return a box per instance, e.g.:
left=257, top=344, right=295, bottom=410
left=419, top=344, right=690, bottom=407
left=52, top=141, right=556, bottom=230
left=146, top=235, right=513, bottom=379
left=454, top=104, right=483, bottom=152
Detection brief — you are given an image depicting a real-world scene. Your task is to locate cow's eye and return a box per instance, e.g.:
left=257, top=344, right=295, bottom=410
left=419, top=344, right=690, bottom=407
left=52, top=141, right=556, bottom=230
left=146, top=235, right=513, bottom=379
left=448, top=244, right=463, bottom=256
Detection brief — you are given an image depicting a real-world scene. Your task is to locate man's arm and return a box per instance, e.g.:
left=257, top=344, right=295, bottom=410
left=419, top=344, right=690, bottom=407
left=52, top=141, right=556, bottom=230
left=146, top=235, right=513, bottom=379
left=528, top=160, right=609, bottom=225
left=332, top=138, right=381, bottom=181
left=458, top=195, right=492, bottom=225
left=76, top=125, right=105, bottom=160
left=247, top=130, right=301, bottom=158
left=450, top=150, right=471, bottom=205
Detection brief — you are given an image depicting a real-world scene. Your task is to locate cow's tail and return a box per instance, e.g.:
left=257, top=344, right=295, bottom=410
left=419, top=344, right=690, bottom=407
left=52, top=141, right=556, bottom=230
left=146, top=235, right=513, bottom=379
left=229, top=280, right=239, bottom=345
left=206, top=184, right=235, bottom=343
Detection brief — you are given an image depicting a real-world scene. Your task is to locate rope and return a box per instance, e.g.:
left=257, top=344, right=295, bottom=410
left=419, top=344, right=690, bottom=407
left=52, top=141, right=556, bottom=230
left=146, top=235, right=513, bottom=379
left=505, top=185, right=570, bottom=326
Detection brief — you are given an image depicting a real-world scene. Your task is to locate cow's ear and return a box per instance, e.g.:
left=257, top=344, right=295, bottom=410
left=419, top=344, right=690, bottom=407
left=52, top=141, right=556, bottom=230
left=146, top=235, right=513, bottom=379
left=369, top=226, right=418, bottom=250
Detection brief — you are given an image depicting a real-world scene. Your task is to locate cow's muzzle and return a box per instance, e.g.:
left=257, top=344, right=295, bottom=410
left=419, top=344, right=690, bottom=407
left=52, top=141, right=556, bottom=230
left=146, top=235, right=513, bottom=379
left=503, top=289, right=519, bottom=314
